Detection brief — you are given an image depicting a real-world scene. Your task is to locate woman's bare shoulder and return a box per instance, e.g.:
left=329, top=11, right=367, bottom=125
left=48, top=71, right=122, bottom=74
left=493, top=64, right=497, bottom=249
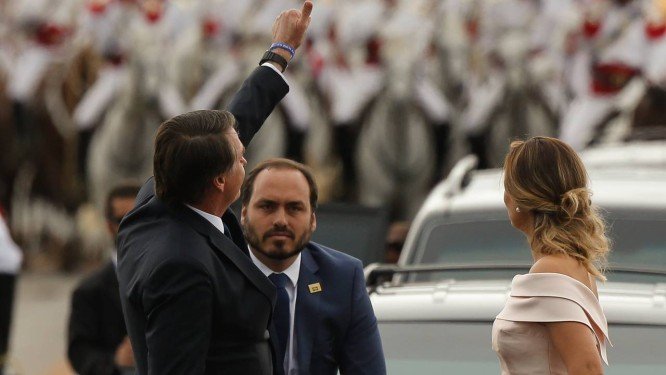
left=530, top=254, right=597, bottom=295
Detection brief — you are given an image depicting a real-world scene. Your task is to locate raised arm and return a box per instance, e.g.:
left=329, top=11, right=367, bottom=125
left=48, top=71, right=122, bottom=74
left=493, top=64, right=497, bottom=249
left=229, top=1, right=313, bottom=146
left=131, top=2, right=314, bottom=204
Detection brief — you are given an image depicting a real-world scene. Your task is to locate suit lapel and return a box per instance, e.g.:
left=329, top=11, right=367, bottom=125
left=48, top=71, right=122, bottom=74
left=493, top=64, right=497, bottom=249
left=295, top=247, right=321, bottom=373
left=222, top=210, right=249, bottom=255
left=170, top=202, right=276, bottom=305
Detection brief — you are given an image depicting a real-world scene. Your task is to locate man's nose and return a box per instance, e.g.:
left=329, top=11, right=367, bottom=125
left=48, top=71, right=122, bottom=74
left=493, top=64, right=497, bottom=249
left=272, top=208, right=288, bottom=226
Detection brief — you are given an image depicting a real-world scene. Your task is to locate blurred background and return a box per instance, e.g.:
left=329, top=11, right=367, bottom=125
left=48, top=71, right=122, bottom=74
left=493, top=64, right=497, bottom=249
left=1, top=0, right=665, bottom=373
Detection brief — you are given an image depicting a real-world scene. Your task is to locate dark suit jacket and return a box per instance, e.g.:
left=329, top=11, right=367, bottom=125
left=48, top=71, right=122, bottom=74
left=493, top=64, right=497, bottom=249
left=117, top=66, right=288, bottom=375
left=68, top=261, right=128, bottom=375
left=272, top=242, right=386, bottom=375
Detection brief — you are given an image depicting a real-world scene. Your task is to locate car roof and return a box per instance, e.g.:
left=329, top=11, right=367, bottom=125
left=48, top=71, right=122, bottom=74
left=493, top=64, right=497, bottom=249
left=580, top=141, right=666, bottom=169
left=370, top=279, right=666, bottom=326
left=424, top=158, right=665, bottom=217
left=448, top=167, right=666, bottom=214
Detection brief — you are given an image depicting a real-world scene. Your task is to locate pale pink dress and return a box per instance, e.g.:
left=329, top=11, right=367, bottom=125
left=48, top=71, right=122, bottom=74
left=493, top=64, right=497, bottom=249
left=492, top=273, right=611, bottom=374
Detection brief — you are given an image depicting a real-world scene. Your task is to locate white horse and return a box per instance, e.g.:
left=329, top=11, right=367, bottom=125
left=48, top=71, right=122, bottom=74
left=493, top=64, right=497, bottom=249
left=356, top=1, right=443, bottom=219
left=460, top=0, right=560, bottom=167
left=87, top=60, right=160, bottom=208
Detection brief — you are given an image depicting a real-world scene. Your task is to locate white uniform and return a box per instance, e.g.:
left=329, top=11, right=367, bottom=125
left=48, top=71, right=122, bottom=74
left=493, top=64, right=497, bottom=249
left=643, top=0, right=666, bottom=87
left=0, top=216, right=21, bottom=275
left=560, top=0, right=648, bottom=150
left=315, top=0, right=387, bottom=126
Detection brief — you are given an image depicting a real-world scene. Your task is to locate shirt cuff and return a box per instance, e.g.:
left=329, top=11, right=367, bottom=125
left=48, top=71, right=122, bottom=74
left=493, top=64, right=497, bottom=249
left=261, top=62, right=289, bottom=86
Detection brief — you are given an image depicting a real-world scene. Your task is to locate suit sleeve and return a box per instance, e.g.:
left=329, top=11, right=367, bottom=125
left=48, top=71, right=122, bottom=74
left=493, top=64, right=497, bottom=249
left=142, top=259, right=213, bottom=375
left=339, top=261, right=387, bottom=375
left=227, top=66, right=289, bottom=146
left=67, top=285, right=120, bottom=375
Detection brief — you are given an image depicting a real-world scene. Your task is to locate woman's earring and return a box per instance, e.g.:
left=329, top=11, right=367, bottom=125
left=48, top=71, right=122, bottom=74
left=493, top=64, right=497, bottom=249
left=515, top=207, right=521, bottom=213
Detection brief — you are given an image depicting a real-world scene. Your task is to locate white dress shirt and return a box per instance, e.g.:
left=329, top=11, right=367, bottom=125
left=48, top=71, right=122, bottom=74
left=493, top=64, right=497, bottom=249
left=186, top=205, right=226, bottom=235
left=250, top=250, right=301, bottom=375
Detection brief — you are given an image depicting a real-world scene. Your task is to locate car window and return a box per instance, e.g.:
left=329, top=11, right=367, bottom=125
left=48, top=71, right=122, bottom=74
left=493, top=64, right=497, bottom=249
left=605, top=218, right=666, bottom=268
left=414, top=218, right=531, bottom=265
left=409, top=211, right=666, bottom=282
left=379, top=322, right=666, bottom=374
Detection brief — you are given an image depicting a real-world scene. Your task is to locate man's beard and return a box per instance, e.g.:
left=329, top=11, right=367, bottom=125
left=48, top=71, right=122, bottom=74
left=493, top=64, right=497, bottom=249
left=243, top=220, right=313, bottom=261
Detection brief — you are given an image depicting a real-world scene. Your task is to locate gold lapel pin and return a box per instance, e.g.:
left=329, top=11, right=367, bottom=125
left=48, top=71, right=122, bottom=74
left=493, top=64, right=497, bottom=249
left=308, top=283, right=322, bottom=293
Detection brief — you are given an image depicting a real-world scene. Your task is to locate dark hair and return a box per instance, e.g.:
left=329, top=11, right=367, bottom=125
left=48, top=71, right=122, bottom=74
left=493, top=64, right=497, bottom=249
left=154, top=110, right=237, bottom=205
left=241, top=158, right=318, bottom=211
left=105, top=183, right=141, bottom=219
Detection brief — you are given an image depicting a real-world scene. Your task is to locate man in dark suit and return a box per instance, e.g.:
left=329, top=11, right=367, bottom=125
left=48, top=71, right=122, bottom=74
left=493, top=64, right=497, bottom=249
left=240, top=158, right=386, bottom=375
left=116, top=3, right=313, bottom=375
left=68, top=184, right=140, bottom=375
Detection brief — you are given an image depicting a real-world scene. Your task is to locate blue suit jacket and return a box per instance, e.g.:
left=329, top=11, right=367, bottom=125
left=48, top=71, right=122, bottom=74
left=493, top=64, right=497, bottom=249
left=277, top=242, right=385, bottom=375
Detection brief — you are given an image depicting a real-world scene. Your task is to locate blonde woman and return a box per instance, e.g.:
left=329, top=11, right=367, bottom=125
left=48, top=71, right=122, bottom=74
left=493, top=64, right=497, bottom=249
left=492, top=137, right=611, bottom=375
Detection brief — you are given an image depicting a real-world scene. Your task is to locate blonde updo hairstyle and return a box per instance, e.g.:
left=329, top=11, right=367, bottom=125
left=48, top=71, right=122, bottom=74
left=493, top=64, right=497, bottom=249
left=503, top=137, right=610, bottom=280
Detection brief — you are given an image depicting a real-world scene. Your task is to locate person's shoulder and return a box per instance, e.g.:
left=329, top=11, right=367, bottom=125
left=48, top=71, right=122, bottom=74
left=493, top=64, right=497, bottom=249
left=119, top=213, right=210, bottom=277
left=125, top=203, right=202, bottom=248
left=529, top=254, right=593, bottom=288
left=74, top=261, right=115, bottom=295
left=147, top=227, right=212, bottom=268
left=306, top=242, right=363, bottom=269
left=135, top=177, right=155, bottom=206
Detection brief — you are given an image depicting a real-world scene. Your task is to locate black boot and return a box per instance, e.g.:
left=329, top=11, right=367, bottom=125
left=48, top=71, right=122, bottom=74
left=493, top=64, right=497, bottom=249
left=333, top=124, right=360, bottom=201
left=284, top=127, right=307, bottom=163
left=467, top=132, right=489, bottom=170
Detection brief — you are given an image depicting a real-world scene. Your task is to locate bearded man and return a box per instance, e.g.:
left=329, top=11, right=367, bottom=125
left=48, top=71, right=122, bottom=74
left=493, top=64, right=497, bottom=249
left=240, top=158, right=386, bottom=375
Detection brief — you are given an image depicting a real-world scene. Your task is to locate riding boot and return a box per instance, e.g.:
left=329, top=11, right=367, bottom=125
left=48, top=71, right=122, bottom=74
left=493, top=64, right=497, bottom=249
left=432, top=123, right=451, bottom=183
left=333, top=124, right=360, bottom=201
left=467, top=132, right=490, bottom=170
left=12, top=101, right=36, bottom=159
left=284, top=127, right=306, bottom=163
left=77, top=128, right=95, bottom=192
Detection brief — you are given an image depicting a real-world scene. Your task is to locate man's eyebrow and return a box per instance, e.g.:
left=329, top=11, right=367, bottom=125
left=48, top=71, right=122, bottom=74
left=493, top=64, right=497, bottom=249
left=255, top=198, right=306, bottom=205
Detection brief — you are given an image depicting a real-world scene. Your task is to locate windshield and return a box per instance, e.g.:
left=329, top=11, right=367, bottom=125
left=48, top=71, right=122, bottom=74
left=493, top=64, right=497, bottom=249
left=380, top=322, right=666, bottom=374
left=409, top=210, right=666, bottom=282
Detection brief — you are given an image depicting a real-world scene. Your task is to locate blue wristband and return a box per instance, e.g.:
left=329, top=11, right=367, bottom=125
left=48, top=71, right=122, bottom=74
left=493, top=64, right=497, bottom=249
left=269, top=42, right=295, bottom=59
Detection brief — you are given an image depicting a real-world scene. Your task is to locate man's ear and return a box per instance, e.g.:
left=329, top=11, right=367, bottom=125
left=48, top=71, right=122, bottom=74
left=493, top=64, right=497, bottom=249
left=240, top=205, right=247, bottom=225
left=213, top=174, right=225, bottom=192
left=311, top=212, right=317, bottom=232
